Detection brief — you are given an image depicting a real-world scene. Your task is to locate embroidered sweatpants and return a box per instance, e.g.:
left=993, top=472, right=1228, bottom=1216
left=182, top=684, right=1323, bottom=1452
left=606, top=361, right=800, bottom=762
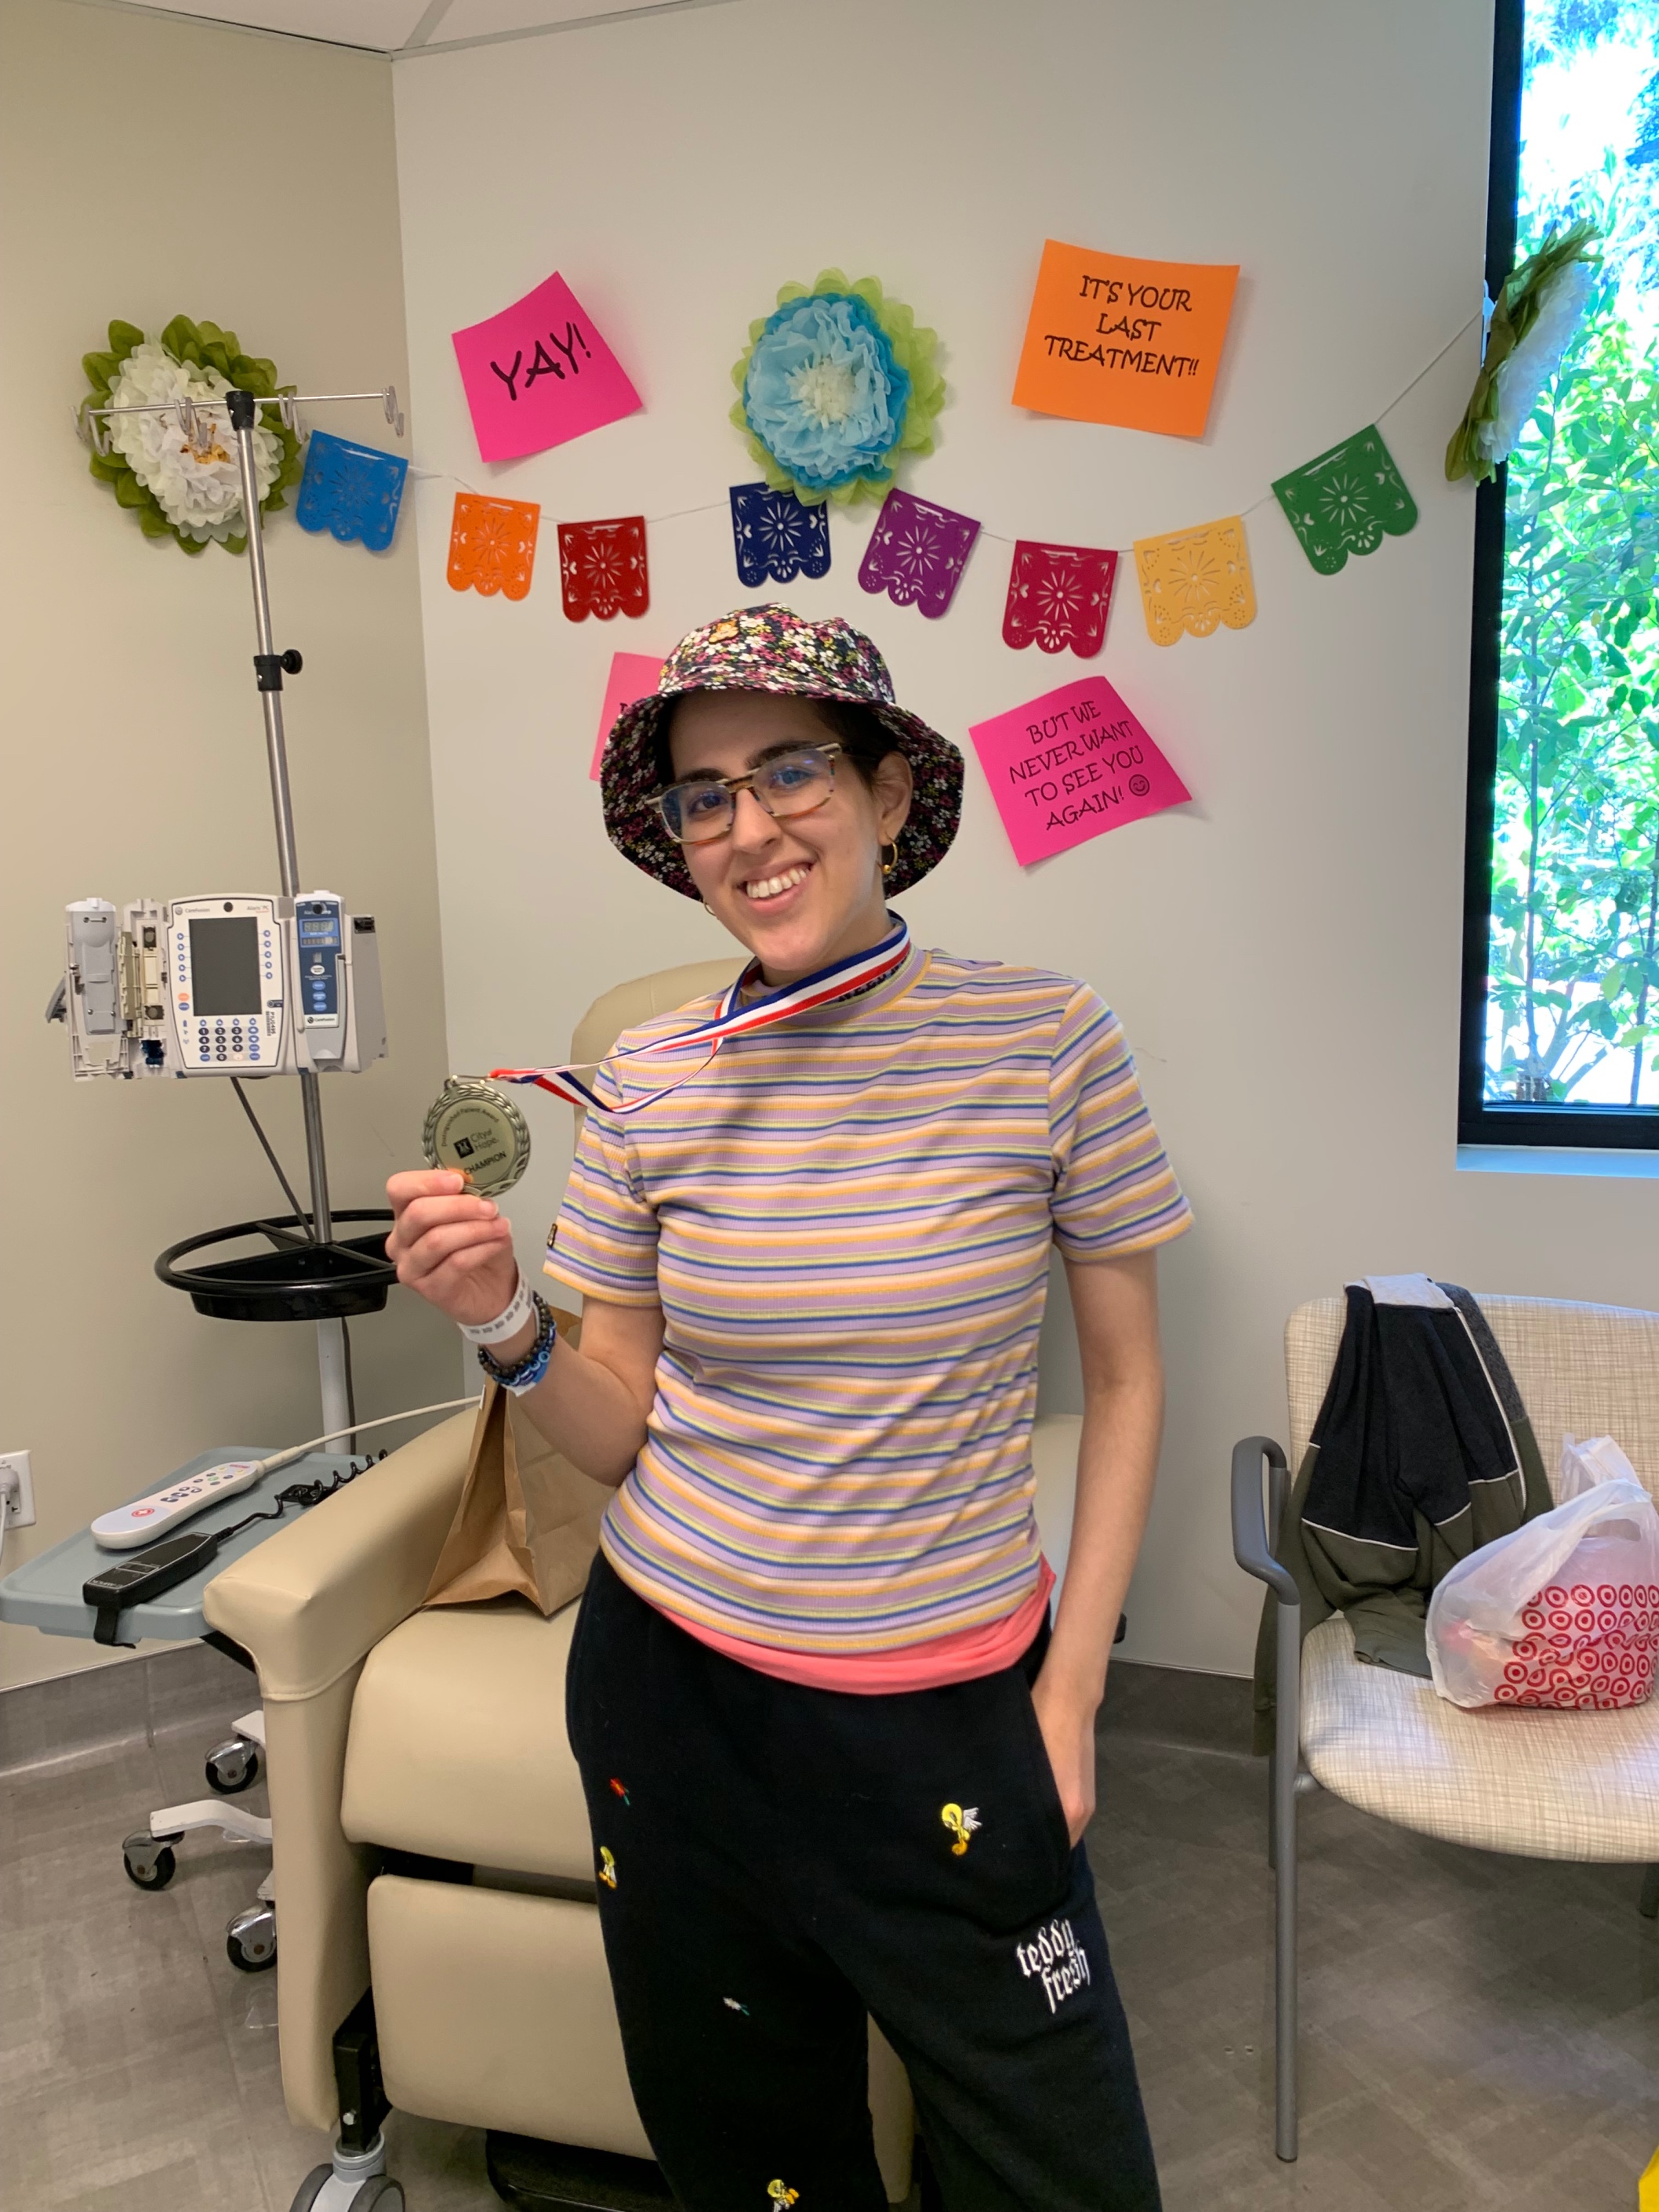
left=566, top=1550, right=1161, bottom=2212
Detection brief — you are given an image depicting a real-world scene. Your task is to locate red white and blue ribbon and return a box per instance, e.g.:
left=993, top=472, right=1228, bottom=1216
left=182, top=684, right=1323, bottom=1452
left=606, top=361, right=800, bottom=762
left=490, top=917, right=911, bottom=1119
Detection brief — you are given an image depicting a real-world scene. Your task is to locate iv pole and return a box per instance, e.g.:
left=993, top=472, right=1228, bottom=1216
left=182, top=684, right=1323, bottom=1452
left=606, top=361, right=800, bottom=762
left=79, top=380, right=407, bottom=1443
left=224, top=386, right=346, bottom=1434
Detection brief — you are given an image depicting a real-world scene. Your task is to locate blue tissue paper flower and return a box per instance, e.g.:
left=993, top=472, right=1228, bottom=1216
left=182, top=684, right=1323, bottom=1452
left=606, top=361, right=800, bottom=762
left=742, top=293, right=912, bottom=497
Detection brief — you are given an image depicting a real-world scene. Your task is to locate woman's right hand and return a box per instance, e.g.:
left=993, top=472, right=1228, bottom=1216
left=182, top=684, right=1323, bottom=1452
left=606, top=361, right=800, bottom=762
left=385, top=1169, right=520, bottom=1329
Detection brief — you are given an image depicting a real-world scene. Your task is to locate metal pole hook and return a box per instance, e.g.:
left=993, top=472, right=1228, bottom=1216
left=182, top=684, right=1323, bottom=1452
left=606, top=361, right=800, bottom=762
left=75, top=401, right=110, bottom=457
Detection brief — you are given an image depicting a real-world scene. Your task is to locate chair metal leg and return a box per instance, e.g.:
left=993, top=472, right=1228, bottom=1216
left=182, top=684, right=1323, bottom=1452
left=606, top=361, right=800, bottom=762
left=1272, top=1590, right=1300, bottom=2163
left=1641, top=1864, right=1659, bottom=1920
left=1230, top=1437, right=1301, bottom=2164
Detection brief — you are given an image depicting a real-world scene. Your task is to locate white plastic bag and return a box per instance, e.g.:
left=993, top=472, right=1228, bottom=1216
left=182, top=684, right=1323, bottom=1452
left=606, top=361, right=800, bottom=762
left=1426, top=1474, right=1659, bottom=1710
left=1558, top=1431, right=1639, bottom=1499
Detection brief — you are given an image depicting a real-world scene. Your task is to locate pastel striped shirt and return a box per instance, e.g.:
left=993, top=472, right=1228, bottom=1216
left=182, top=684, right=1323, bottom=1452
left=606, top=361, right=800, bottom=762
left=543, top=942, right=1191, bottom=1659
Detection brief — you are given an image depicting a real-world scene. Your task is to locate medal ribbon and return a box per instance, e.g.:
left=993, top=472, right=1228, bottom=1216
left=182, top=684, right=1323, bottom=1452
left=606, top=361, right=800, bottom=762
left=489, top=916, right=911, bottom=1119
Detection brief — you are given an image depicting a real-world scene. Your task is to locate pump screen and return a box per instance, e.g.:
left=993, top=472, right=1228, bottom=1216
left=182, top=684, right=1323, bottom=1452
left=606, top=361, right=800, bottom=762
left=189, top=916, right=260, bottom=1015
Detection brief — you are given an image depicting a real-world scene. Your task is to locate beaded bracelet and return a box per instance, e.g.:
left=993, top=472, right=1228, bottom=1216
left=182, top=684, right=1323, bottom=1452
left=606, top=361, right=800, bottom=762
left=477, top=1291, right=556, bottom=1396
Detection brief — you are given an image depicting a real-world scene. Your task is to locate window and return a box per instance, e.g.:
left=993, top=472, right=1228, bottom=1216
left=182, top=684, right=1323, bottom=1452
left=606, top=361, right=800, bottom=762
left=1461, top=0, right=1659, bottom=1148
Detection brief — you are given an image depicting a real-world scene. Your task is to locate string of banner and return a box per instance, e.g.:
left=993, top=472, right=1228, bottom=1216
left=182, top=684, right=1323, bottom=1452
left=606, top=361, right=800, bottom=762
left=289, top=311, right=1478, bottom=658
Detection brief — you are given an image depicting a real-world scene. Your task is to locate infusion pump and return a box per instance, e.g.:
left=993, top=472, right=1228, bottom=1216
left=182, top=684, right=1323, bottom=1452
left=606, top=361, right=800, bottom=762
left=58, top=892, right=387, bottom=1080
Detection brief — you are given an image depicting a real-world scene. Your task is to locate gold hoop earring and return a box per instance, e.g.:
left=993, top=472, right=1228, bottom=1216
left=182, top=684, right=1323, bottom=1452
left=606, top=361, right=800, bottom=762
left=702, top=899, right=716, bottom=914
left=880, top=840, right=899, bottom=880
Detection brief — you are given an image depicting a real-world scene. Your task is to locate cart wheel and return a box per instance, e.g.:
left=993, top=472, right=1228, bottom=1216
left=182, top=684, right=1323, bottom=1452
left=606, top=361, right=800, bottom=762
left=347, top=2181, right=403, bottom=2210
left=227, top=1900, right=277, bottom=1971
left=289, top=2166, right=332, bottom=2212
left=122, top=1833, right=178, bottom=1890
left=206, top=1735, right=261, bottom=1794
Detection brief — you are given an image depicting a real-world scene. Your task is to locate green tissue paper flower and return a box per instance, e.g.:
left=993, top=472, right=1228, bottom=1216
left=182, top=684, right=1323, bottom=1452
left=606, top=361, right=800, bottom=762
left=729, top=270, right=946, bottom=507
left=80, top=316, right=304, bottom=554
left=1446, top=223, right=1601, bottom=485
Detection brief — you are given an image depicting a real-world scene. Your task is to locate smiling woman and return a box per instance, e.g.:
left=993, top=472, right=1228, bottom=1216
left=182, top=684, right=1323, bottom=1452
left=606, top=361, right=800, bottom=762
left=383, top=602, right=1191, bottom=2212
left=656, top=692, right=912, bottom=982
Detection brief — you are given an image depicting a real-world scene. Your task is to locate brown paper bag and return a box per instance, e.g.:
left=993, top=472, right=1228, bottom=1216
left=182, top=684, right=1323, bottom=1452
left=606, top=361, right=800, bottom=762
left=423, top=1355, right=609, bottom=1616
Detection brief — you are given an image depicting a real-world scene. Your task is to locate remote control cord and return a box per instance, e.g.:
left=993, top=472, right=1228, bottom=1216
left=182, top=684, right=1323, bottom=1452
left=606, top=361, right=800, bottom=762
left=201, top=1391, right=486, bottom=1543
left=217, top=1464, right=360, bottom=1545
left=252, top=1394, right=481, bottom=1481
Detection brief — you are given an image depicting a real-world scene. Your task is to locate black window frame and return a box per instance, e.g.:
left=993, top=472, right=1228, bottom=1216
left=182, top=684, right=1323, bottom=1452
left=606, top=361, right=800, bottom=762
left=1458, top=0, right=1659, bottom=1150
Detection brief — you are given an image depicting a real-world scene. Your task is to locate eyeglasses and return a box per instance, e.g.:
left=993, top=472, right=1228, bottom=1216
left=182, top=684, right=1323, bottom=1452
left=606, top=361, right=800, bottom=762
left=651, top=742, right=844, bottom=846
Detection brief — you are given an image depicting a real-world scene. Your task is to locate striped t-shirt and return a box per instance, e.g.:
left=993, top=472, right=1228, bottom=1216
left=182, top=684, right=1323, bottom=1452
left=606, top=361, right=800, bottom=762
left=543, top=941, right=1191, bottom=1658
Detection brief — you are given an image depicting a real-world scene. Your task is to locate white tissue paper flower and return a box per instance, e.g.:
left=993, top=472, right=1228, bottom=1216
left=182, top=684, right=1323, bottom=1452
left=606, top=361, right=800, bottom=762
left=103, top=342, right=282, bottom=543
left=1478, top=259, right=1595, bottom=468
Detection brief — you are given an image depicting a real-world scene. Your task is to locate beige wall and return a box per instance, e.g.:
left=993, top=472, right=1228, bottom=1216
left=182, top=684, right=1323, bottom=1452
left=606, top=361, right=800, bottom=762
left=394, top=0, right=1659, bottom=1679
left=0, top=0, right=456, bottom=1688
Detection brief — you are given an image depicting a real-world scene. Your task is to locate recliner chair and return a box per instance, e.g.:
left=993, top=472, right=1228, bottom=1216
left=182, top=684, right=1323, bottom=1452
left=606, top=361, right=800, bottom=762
left=205, top=960, right=1088, bottom=2210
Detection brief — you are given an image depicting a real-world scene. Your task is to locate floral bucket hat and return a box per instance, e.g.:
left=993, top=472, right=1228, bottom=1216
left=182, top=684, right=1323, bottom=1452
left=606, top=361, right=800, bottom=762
left=599, top=604, right=963, bottom=900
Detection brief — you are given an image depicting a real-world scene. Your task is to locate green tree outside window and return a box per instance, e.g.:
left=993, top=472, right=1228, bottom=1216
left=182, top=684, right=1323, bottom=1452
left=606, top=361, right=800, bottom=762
left=1488, top=2, right=1659, bottom=1105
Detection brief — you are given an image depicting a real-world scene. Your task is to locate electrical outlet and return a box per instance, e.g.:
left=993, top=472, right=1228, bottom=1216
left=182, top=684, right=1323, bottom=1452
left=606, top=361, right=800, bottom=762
left=0, top=1451, right=34, bottom=1529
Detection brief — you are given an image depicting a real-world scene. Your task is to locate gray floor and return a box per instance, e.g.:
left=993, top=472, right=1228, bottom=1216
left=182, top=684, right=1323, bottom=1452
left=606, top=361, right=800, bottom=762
left=2, top=1641, right=1654, bottom=2212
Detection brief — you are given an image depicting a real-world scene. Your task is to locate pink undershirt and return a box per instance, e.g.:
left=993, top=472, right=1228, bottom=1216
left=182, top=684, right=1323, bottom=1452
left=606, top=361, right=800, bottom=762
left=655, top=1557, right=1057, bottom=1694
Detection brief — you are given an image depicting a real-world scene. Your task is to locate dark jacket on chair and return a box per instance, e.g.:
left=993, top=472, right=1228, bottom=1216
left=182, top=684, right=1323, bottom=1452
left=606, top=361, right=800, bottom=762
left=1252, top=1277, right=1552, bottom=1753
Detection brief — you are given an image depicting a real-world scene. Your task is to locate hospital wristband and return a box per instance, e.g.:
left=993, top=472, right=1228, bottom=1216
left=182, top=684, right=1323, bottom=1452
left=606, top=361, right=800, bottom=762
left=477, top=1293, right=556, bottom=1397
left=459, top=1267, right=535, bottom=1346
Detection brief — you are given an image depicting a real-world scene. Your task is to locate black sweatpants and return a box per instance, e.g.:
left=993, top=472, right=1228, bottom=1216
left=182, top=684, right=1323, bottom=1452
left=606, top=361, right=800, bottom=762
left=566, top=1551, right=1161, bottom=2212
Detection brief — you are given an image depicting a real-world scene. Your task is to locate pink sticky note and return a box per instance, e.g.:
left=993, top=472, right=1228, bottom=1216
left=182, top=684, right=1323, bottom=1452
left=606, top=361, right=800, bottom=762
left=591, top=651, right=666, bottom=780
left=452, top=271, right=642, bottom=465
left=967, top=676, right=1189, bottom=866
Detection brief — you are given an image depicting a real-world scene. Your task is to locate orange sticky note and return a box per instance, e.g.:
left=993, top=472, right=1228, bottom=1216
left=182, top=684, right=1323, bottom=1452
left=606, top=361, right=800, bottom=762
left=1012, top=241, right=1239, bottom=439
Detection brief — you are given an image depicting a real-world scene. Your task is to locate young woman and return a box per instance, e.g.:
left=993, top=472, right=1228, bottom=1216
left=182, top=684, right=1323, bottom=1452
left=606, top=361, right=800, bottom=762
left=386, top=605, right=1190, bottom=2212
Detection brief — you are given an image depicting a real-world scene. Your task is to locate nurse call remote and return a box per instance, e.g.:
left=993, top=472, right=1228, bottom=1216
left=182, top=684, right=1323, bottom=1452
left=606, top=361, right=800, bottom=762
left=90, top=1460, right=263, bottom=1549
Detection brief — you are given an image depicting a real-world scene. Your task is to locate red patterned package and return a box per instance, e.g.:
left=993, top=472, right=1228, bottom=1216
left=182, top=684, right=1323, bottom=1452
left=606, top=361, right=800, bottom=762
left=1428, top=1474, right=1659, bottom=1710
left=1495, top=1579, right=1659, bottom=1708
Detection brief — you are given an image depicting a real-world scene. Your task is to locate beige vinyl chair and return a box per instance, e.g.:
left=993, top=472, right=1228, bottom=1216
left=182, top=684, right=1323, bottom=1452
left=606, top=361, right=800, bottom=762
left=205, top=959, right=1089, bottom=2212
left=1233, top=1293, right=1659, bottom=2165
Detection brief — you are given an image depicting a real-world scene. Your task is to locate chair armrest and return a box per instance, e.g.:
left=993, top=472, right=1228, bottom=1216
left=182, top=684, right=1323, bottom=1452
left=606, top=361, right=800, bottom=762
left=204, top=1407, right=477, bottom=1701
left=1231, top=1435, right=1298, bottom=1605
left=1234, top=1434, right=1303, bottom=1784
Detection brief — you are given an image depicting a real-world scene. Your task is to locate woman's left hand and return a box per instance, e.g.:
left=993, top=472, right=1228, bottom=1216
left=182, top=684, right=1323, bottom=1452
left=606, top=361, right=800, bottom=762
left=1029, top=1670, right=1098, bottom=1846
